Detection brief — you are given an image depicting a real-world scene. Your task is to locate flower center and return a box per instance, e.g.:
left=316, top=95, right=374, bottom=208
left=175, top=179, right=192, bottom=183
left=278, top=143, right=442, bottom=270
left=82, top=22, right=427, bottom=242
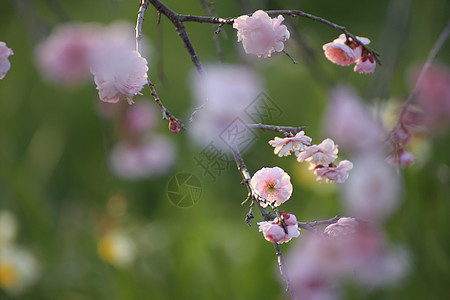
left=266, top=181, right=277, bottom=191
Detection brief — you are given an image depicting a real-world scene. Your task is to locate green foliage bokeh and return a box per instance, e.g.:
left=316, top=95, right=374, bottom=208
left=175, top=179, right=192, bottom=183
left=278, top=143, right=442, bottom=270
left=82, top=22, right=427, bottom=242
left=0, top=0, right=449, bottom=299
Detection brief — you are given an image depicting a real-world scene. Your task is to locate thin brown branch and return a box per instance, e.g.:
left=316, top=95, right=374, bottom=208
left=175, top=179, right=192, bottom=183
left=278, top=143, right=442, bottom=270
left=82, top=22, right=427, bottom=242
left=297, top=215, right=341, bottom=236
left=148, top=0, right=205, bottom=75
left=274, top=243, right=296, bottom=299
left=247, top=124, right=306, bottom=136
left=176, top=8, right=381, bottom=65
left=282, top=50, right=297, bottom=64
left=136, top=1, right=185, bottom=131
left=394, top=21, right=450, bottom=130
left=199, top=0, right=225, bottom=62
left=146, top=78, right=186, bottom=130
left=298, top=215, right=341, bottom=227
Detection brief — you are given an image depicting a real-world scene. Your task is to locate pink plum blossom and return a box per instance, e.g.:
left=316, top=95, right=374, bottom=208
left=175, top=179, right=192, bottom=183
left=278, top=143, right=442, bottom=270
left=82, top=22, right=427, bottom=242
left=35, top=23, right=100, bottom=85
left=323, top=34, right=374, bottom=73
left=91, top=50, right=148, bottom=104
left=324, top=217, right=358, bottom=238
left=354, top=56, right=376, bottom=74
left=189, top=64, right=262, bottom=151
left=322, top=35, right=357, bottom=66
left=325, top=85, right=384, bottom=153
left=297, top=138, right=339, bottom=167
left=343, top=153, right=400, bottom=222
left=258, top=213, right=300, bottom=244
left=250, top=166, right=292, bottom=207
left=110, top=135, right=176, bottom=180
left=288, top=227, right=409, bottom=298
left=386, top=149, right=415, bottom=168
left=0, top=42, right=14, bottom=80
left=412, top=63, right=450, bottom=128
left=125, top=100, right=157, bottom=135
left=233, top=10, right=290, bottom=58
left=314, top=160, right=353, bottom=184
left=268, top=131, right=312, bottom=157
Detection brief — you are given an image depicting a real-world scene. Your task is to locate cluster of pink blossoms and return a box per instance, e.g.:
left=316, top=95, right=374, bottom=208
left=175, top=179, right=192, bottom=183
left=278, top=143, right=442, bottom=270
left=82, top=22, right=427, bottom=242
left=233, top=10, right=290, bottom=58
left=323, top=34, right=376, bottom=74
left=249, top=167, right=299, bottom=244
left=102, top=100, right=176, bottom=180
left=258, top=213, right=300, bottom=244
left=0, top=42, right=13, bottom=80
left=269, top=131, right=353, bottom=183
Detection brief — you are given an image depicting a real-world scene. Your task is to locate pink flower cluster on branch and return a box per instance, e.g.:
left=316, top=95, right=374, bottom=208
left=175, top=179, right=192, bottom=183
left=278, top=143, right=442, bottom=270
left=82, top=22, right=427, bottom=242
left=323, top=34, right=376, bottom=74
left=258, top=213, right=300, bottom=244
left=269, top=131, right=353, bottom=184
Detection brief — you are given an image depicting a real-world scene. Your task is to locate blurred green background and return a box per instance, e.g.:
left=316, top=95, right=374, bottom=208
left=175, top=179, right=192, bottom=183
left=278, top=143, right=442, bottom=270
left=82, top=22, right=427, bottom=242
left=0, top=0, right=449, bottom=299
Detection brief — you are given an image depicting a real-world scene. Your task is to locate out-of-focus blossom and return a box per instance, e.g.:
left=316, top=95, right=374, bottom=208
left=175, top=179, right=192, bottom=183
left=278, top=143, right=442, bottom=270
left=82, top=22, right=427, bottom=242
left=35, top=21, right=150, bottom=88
left=233, top=10, right=290, bottom=58
left=0, top=245, right=40, bottom=296
left=314, top=160, right=353, bottom=184
left=324, top=217, right=358, bottom=238
left=0, top=42, right=13, bottom=80
left=0, top=211, right=17, bottom=246
left=354, top=55, right=376, bottom=74
left=343, top=154, right=400, bottom=222
left=390, top=126, right=411, bottom=147
left=97, top=229, right=136, bottom=267
left=386, top=149, right=415, bottom=168
left=288, top=228, right=409, bottom=298
left=322, top=34, right=370, bottom=67
left=268, top=131, right=312, bottom=157
left=189, top=64, right=262, bottom=151
left=250, top=166, right=292, bottom=207
left=91, top=50, right=148, bottom=104
left=412, top=63, right=450, bottom=128
left=258, top=213, right=300, bottom=244
left=110, top=135, right=176, bottom=180
left=35, top=23, right=100, bottom=85
left=325, top=85, right=384, bottom=153
left=297, top=138, right=338, bottom=168
left=125, top=100, right=157, bottom=135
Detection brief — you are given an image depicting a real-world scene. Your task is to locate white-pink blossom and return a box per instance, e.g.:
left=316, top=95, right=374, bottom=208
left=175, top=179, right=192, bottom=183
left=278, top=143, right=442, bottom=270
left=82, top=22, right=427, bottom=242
left=324, top=217, right=358, bottom=238
left=110, top=135, right=176, bottom=179
left=354, top=56, right=376, bottom=74
left=258, top=213, right=300, bottom=244
left=250, top=166, right=292, bottom=207
left=0, top=42, right=14, bottom=80
left=297, top=138, right=339, bottom=167
left=268, top=131, right=312, bottom=157
left=343, top=153, right=400, bottom=222
left=323, top=34, right=372, bottom=69
left=125, top=100, right=157, bottom=135
left=322, top=37, right=357, bottom=66
left=314, top=160, right=353, bottom=184
left=325, top=85, right=384, bottom=153
left=233, top=10, right=290, bottom=58
left=412, top=63, right=450, bottom=129
left=35, top=23, right=100, bottom=85
left=386, top=149, right=415, bottom=168
left=92, top=50, right=148, bottom=104
left=288, top=227, right=409, bottom=297
left=189, top=64, right=262, bottom=152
